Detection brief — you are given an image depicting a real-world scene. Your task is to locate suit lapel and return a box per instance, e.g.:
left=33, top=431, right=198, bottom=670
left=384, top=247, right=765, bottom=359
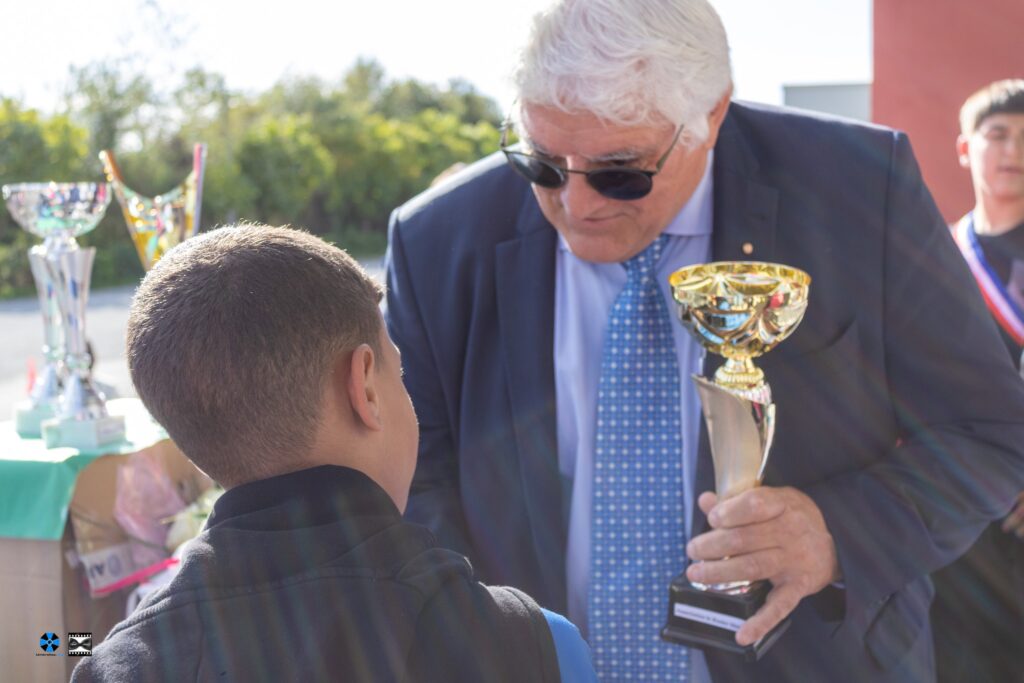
left=494, top=205, right=566, bottom=594
left=710, top=111, right=779, bottom=263
left=693, top=109, right=780, bottom=528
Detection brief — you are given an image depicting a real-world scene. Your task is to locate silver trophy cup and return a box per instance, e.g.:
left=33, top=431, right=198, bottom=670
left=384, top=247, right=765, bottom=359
left=1, top=182, right=125, bottom=448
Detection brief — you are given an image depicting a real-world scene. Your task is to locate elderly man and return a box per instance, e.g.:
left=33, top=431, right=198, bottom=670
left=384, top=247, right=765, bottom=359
left=384, top=1, right=1024, bottom=681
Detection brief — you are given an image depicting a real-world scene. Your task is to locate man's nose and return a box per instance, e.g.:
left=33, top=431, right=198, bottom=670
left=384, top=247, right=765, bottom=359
left=559, top=170, right=608, bottom=217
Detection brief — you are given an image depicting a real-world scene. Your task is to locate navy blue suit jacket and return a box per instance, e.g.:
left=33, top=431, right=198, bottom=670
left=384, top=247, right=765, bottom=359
left=385, top=101, right=1024, bottom=682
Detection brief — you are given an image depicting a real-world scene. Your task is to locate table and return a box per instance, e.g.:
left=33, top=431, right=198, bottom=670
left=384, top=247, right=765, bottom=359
left=0, top=398, right=202, bottom=683
left=0, top=398, right=168, bottom=540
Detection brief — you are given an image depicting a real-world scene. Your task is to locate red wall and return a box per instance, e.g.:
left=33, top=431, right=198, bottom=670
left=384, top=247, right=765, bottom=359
left=873, top=0, right=1024, bottom=223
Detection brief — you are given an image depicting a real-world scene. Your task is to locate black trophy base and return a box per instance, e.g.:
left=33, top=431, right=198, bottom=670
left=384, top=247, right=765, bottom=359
left=661, top=574, right=790, bottom=662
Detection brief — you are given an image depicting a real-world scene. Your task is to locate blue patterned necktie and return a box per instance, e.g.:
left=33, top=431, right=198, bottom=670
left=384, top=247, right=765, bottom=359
left=589, top=234, right=689, bottom=681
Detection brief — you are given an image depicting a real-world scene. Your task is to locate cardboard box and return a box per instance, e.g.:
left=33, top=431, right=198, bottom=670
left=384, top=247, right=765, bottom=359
left=0, top=439, right=209, bottom=682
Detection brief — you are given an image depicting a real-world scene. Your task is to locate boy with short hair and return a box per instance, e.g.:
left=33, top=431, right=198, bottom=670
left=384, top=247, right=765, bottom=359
left=951, top=78, right=1024, bottom=361
left=72, top=224, right=594, bottom=682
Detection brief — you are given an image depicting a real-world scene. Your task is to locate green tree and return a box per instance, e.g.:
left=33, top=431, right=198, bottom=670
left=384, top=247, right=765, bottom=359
left=236, top=115, right=333, bottom=227
left=0, top=55, right=506, bottom=295
left=64, top=59, right=157, bottom=156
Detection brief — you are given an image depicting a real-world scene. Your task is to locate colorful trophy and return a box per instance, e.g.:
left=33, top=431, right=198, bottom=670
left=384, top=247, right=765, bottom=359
left=2, top=183, right=126, bottom=447
left=662, top=261, right=810, bottom=660
left=100, top=143, right=206, bottom=270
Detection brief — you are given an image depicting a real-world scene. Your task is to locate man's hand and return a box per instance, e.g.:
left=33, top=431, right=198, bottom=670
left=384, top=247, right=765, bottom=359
left=685, top=486, right=841, bottom=647
left=1002, top=491, right=1024, bottom=539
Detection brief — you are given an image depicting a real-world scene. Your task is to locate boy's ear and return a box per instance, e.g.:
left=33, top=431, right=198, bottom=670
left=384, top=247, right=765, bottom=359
left=956, top=134, right=972, bottom=169
left=347, top=344, right=383, bottom=431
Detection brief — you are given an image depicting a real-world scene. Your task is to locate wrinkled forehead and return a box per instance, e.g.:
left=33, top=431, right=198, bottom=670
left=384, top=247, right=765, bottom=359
left=517, top=103, right=674, bottom=157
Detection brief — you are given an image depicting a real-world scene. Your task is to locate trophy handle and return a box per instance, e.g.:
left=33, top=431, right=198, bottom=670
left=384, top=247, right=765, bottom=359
left=191, top=143, right=207, bottom=235
left=756, top=402, right=775, bottom=482
left=98, top=149, right=125, bottom=184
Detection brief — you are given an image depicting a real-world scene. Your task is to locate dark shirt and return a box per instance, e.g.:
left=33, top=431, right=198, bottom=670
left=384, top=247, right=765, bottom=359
left=976, top=221, right=1024, bottom=366
left=975, top=220, right=1024, bottom=283
left=72, top=465, right=562, bottom=683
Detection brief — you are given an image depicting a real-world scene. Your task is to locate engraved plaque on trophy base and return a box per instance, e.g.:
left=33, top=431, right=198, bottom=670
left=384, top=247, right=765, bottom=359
left=14, top=400, right=57, bottom=438
left=41, top=414, right=126, bottom=450
left=662, top=576, right=791, bottom=661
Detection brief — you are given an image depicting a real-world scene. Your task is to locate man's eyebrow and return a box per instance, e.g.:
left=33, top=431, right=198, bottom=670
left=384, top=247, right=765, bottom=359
left=588, top=147, right=649, bottom=163
left=523, top=137, right=652, bottom=164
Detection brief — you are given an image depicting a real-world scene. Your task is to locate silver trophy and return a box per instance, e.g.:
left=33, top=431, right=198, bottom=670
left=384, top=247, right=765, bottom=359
left=1, top=182, right=125, bottom=448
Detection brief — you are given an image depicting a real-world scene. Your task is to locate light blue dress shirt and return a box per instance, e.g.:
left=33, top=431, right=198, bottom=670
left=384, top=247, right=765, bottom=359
left=555, top=151, right=714, bottom=683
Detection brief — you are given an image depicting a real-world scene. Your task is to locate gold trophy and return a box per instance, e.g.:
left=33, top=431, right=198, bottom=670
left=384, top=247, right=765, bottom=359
left=661, top=261, right=810, bottom=660
left=99, top=143, right=207, bottom=270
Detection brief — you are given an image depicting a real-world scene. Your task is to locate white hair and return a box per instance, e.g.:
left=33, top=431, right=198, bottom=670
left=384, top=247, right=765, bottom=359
left=512, top=0, right=732, bottom=143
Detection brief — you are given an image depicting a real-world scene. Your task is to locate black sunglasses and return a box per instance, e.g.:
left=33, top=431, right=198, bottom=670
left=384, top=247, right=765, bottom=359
left=500, top=120, right=684, bottom=201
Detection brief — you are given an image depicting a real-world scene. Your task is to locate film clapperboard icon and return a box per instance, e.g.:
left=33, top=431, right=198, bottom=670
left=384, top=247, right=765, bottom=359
left=68, top=633, right=93, bottom=656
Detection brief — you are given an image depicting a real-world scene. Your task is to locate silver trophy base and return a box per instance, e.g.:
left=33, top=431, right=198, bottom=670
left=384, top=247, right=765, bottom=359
left=14, top=399, right=57, bottom=438
left=41, top=414, right=126, bottom=450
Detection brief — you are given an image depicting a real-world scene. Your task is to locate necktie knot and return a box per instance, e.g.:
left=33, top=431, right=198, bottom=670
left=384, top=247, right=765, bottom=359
left=624, top=234, right=669, bottom=283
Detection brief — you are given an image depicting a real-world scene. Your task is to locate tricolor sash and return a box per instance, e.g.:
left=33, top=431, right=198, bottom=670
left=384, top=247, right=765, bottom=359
left=952, top=213, right=1024, bottom=346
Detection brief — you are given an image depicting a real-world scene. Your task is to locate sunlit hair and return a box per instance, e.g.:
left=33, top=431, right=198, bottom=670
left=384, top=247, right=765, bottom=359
left=960, top=79, right=1024, bottom=135
left=512, top=0, right=732, bottom=144
left=126, top=224, right=383, bottom=487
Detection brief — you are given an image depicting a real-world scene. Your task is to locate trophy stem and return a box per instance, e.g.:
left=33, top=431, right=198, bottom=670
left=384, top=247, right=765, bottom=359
left=26, top=247, right=64, bottom=406
left=715, top=357, right=764, bottom=390
left=39, top=242, right=126, bottom=448
left=48, top=247, right=108, bottom=421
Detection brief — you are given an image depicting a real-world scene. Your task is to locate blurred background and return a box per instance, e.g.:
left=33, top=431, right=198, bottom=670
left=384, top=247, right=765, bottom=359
left=1, top=0, right=1019, bottom=415
left=0, top=0, right=872, bottom=297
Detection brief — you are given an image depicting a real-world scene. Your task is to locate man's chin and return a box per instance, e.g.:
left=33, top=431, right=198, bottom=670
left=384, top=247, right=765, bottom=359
left=562, top=233, right=651, bottom=264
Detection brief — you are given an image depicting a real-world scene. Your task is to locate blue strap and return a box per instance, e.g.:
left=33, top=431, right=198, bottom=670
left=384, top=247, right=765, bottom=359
left=540, top=608, right=599, bottom=683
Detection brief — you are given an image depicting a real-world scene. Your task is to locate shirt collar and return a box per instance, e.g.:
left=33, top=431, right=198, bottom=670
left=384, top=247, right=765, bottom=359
left=206, top=465, right=400, bottom=530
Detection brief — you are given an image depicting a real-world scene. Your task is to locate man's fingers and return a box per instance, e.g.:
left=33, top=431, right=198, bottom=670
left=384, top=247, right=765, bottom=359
left=686, top=547, right=785, bottom=585
left=707, top=487, right=787, bottom=528
left=736, top=583, right=802, bottom=646
left=687, top=521, right=783, bottom=562
left=698, top=491, right=718, bottom=516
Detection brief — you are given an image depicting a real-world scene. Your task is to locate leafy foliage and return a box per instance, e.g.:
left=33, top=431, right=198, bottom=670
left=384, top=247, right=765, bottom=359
left=0, top=58, right=501, bottom=296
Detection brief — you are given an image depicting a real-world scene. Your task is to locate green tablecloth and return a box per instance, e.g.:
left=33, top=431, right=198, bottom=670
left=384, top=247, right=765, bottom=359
left=0, top=398, right=168, bottom=540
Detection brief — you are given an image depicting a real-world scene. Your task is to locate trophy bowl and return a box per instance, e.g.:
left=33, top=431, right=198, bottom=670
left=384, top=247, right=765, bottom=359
left=670, top=261, right=811, bottom=393
left=2, top=182, right=111, bottom=241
